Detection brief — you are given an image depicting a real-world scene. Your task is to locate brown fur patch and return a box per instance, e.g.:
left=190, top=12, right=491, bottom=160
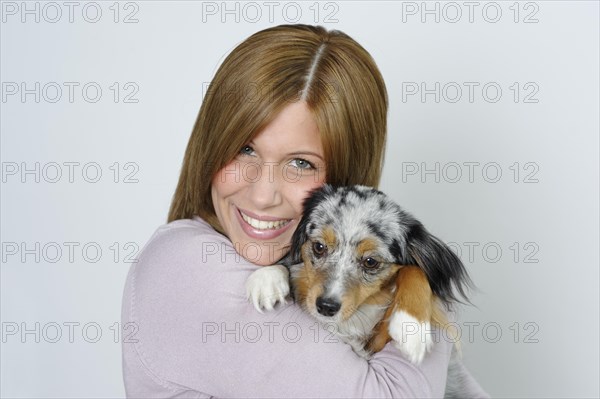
left=341, top=283, right=382, bottom=321
left=356, top=238, right=379, bottom=256
left=321, top=227, right=337, bottom=249
left=294, top=241, right=325, bottom=314
left=395, top=266, right=434, bottom=322
left=362, top=266, right=400, bottom=307
left=367, top=265, right=438, bottom=353
left=340, top=265, right=400, bottom=321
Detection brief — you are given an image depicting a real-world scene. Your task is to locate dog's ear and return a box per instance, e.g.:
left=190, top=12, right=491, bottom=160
left=282, top=184, right=335, bottom=265
left=404, top=220, right=473, bottom=307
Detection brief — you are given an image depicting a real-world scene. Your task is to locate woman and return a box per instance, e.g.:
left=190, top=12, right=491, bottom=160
left=122, top=24, right=486, bottom=397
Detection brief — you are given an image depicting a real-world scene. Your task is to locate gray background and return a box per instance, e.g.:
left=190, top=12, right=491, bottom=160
left=1, top=1, right=598, bottom=397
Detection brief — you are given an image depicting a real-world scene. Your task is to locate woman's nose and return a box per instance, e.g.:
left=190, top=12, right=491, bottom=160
left=246, top=162, right=283, bottom=208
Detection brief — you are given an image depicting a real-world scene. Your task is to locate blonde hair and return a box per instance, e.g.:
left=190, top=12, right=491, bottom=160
left=168, top=24, right=388, bottom=232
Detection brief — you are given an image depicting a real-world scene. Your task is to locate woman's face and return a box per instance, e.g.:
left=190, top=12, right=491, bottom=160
left=211, top=101, right=326, bottom=266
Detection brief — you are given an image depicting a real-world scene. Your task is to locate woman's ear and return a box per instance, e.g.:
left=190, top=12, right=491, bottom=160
left=405, top=221, right=473, bottom=306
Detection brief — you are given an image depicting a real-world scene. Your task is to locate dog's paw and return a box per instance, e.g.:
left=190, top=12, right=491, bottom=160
left=388, top=310, right=434, bottom=364
left=245, top=265, right=290, bottom=312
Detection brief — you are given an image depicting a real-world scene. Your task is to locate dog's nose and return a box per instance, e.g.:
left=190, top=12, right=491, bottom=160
left=316, top=297, right=341, bottom=317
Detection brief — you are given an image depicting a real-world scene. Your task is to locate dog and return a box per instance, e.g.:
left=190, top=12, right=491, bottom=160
left=246, top=184, right=474, bottom=395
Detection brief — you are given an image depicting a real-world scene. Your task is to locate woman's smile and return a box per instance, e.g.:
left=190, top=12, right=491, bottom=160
left=235, top=206, right=294, bottom=240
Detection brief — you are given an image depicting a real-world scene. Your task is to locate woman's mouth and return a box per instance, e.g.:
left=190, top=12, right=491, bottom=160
left=235, top=207, right=294, bottom=240
left=240, top=211, right=291, bottom=230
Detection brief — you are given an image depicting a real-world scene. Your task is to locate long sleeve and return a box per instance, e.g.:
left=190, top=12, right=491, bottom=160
left=121, top=217, right=454, bottom=398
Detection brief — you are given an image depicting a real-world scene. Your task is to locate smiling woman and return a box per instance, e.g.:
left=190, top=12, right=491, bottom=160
left=122, top=24, right=488, bottom=398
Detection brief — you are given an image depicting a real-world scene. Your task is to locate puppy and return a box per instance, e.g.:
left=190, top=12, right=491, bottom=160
left=247, top=184, right=472, bottom=364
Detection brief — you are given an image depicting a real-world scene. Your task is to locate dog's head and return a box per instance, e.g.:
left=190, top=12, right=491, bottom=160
left=287, top=184, right=471, bottom=322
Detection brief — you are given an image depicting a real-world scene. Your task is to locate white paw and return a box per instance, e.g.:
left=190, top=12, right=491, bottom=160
left=245, top=265, right=290, bottom=312
left=388, top=310, right=434, bottom=364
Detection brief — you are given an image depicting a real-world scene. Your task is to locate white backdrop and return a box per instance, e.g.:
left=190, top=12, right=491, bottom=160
left=1, top=1, right=598, bottom=397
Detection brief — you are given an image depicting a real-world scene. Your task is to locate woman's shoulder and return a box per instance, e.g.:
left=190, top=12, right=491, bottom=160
left=145, top=215, right=226, bottom=248
left=136, top=216, right=229, bottom=265
left=129, top=215, right=260, bottom=299
left=131, top=216, right=257, bottom=286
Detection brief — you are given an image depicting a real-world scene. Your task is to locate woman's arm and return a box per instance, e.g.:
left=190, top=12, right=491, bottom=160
left=121, top=218, right=453, bottom=398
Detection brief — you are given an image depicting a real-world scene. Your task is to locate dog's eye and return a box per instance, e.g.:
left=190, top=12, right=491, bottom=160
left=312, top=241, right=326, bottom=256
left=362, top=257, right=380, bottom=269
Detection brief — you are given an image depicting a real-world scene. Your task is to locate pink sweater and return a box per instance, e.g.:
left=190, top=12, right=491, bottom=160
left=121, top=216, right=483, bottom=398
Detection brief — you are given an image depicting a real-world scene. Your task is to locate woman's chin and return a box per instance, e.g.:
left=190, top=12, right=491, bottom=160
left=254, top=259, right=276, bottom=267
left=233, top=238, right=287, bottom=266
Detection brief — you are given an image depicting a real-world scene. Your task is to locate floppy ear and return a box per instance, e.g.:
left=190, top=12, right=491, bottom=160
left=404, top=220, right=473, bottom=307
left=281, top=184, right=336, bottom=266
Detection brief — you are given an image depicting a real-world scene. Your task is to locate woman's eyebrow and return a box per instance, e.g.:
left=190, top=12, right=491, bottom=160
left=287, top=151, right=325, bottom=161
left=249, top=141, right=325, bottom=162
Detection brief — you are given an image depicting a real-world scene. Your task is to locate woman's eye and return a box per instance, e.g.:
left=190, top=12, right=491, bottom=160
left=239, top=145, right=255, bottom=156
left=290, top=158, right=315, bottom=170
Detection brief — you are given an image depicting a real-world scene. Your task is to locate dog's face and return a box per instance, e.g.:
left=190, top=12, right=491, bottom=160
left=287, top=184, right=471, bottom=323
left=289, top=185, right=414, bottom=322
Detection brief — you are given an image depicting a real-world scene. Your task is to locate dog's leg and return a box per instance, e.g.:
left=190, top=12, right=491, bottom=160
left=245, top=265, right=290, bottom=312
left=367, top=266, right=436, bottom=363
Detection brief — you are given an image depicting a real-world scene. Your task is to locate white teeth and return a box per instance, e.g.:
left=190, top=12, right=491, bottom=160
left=241, top=211, right=290, bottom=230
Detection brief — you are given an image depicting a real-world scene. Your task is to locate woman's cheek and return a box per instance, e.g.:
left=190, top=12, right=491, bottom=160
left=294, top=177, right=326, bottom=213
